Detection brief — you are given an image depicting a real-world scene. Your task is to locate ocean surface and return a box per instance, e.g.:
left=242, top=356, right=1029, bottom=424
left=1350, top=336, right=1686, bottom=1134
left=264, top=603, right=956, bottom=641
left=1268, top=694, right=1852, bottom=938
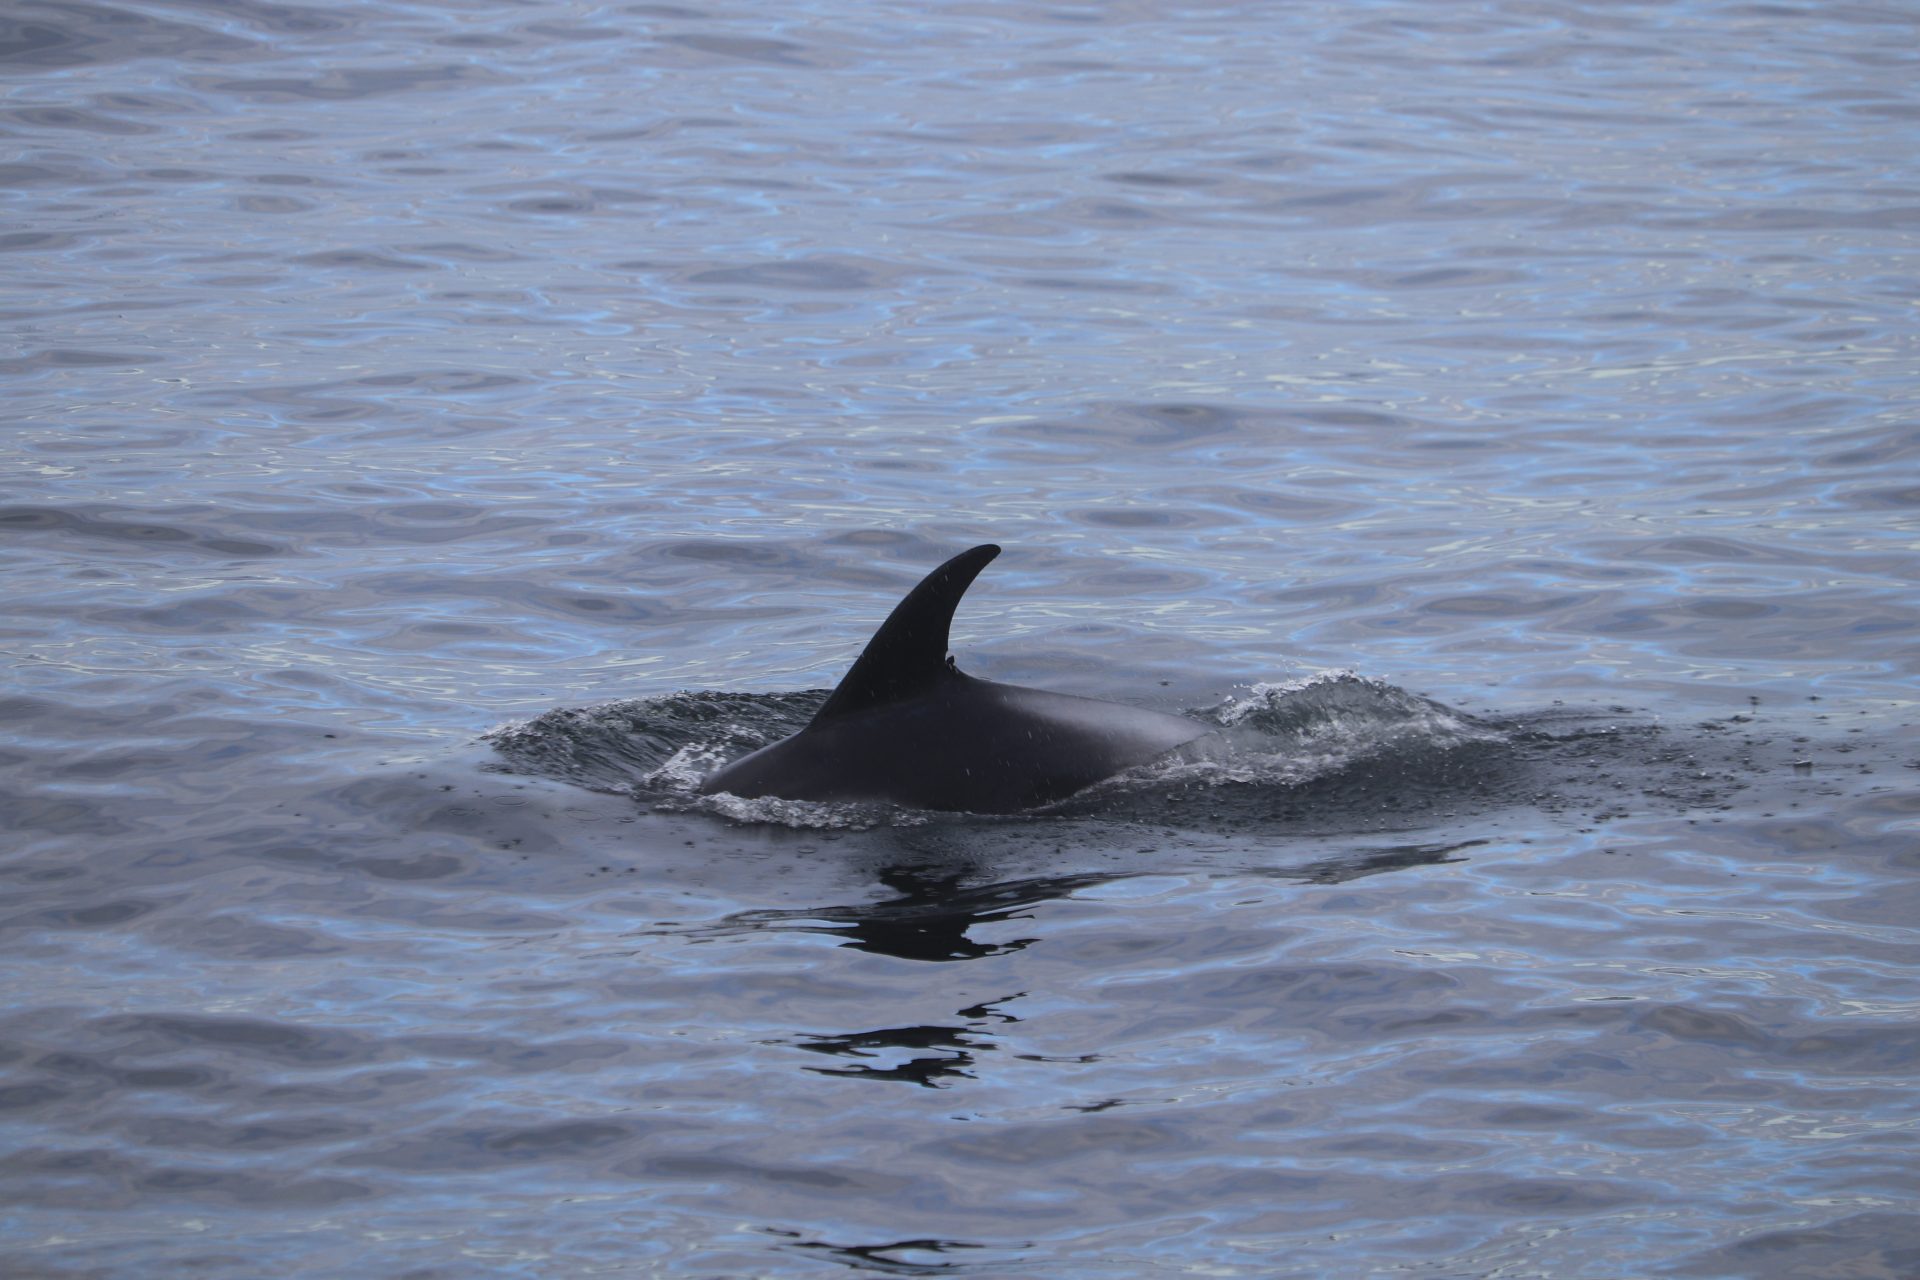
left=4, top=1, right=1918, bottom=1276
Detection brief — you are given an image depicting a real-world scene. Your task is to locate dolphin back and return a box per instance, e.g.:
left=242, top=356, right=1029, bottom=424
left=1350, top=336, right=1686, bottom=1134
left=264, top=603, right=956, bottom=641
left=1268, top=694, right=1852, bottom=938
left=703, top=676, right=1204, bottom=813
left=698, top=543, right=1208, bottom=812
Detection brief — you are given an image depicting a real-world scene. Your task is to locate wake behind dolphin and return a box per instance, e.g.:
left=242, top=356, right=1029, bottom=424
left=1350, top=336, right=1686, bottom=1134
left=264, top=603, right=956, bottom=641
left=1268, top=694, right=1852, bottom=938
left=698, top=544, right=1209, bottom=812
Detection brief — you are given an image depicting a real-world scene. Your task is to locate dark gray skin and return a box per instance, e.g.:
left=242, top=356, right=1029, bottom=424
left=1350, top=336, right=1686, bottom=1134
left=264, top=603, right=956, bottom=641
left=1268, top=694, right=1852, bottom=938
left=699, top=544, right=1208, bottom=813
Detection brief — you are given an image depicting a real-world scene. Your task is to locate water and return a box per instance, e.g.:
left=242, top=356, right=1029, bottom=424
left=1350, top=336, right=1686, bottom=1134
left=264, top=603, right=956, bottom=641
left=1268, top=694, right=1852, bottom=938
left=4, top=0, right=1918, bottom=1275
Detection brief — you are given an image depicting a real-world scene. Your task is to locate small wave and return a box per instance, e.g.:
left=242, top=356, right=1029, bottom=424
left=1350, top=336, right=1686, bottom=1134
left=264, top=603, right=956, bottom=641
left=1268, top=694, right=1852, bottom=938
left=1205, top=671, right=1494, bottom=740
left=1148, top=671, right=1506, bottom=787
left=485, top=690, right=820, bottom=793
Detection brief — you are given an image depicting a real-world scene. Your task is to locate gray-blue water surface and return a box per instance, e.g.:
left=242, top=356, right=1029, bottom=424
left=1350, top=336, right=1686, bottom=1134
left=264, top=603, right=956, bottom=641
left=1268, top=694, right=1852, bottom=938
left=4, top=1, right=1918, bottom=1276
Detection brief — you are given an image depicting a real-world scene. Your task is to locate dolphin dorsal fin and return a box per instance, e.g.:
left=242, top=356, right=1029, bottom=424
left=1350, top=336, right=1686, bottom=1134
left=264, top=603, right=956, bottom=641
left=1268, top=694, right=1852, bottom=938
left=812, top=543, right=1000, bottom=723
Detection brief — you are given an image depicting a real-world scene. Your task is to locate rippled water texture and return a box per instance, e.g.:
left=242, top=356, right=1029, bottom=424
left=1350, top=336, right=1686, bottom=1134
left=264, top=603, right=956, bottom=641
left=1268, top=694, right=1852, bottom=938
left=4, top=1, right=1918, bottom=1276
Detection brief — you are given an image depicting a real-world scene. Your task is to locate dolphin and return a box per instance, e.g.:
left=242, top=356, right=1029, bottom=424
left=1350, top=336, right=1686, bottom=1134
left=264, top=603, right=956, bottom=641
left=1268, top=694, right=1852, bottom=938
left=699, top=544, right=1208, bottom=812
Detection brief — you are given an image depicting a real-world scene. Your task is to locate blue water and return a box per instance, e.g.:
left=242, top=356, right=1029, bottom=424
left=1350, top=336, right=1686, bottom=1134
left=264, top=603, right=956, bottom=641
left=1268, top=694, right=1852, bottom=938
left=4, top=1, right=1918, bottom=1276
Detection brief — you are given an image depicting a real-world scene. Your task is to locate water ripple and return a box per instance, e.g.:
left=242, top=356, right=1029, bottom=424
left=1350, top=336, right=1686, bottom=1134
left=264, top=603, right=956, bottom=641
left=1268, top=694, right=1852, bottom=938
left=3, top=0, right=1917, bottom=1274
